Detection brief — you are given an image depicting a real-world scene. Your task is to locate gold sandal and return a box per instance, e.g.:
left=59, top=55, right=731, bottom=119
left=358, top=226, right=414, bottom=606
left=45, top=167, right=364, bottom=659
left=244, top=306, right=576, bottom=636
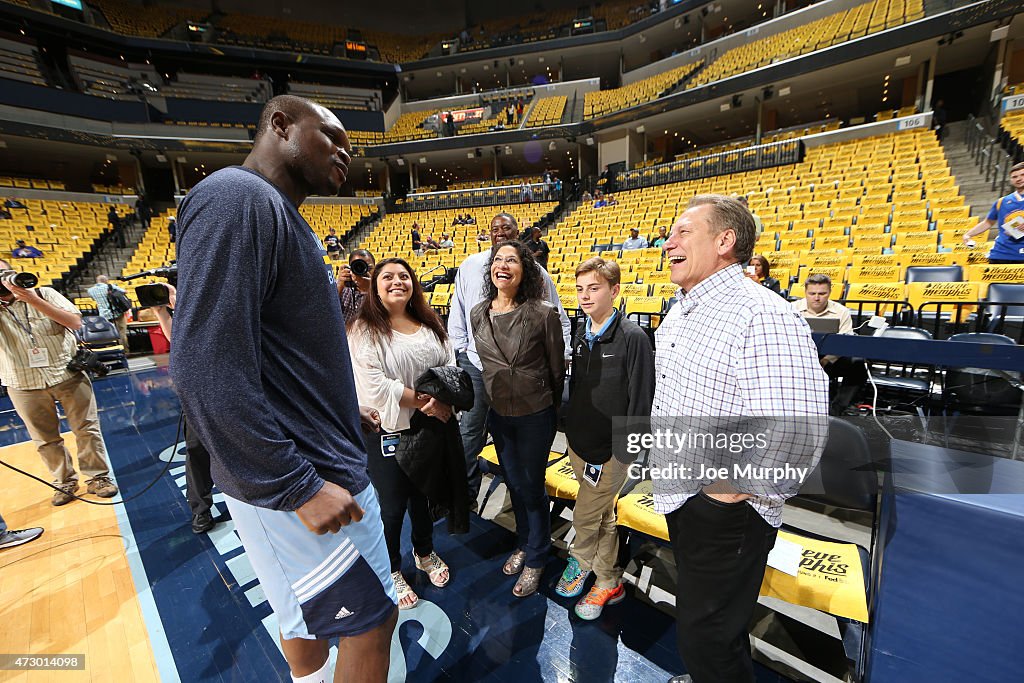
left=513, top=567, right=543, bottom=597
left=502, top=549, right=526, bottom=576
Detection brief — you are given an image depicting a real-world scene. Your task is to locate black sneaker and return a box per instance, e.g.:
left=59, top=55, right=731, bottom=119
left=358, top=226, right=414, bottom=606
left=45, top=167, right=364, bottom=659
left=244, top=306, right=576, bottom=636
left=191, top=512, right=216, bottom=534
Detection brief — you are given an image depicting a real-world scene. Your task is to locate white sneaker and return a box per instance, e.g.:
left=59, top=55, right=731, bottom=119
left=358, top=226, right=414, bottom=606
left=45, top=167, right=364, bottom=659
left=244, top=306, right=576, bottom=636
left=0, top=527, right=43, bottom=550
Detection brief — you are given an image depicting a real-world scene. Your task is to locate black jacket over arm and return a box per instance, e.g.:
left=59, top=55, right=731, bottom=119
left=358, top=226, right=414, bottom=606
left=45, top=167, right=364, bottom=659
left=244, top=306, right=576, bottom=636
left=390, top=366, right=474, bottom=535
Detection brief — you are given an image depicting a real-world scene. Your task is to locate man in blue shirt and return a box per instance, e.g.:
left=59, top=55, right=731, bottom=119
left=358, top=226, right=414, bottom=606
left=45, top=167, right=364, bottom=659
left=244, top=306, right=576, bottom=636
left=963, top=161, right=1024, bottom=263
left=171, top=95, right=396, bottom=683
left=12, top=240, right=42, bottom=258
left=622, top=228, right=649, bottom=250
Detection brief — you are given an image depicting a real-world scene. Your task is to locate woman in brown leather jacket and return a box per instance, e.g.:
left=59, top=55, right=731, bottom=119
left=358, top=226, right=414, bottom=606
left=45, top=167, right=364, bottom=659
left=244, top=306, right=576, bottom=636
left=471, top=240, right=565, bottom=597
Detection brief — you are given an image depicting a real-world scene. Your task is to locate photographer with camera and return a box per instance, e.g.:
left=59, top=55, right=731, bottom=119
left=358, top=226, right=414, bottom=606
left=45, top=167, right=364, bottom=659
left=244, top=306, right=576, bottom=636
left=0, top=259, right=118, bottom=506
left=338, top=249, right=375, bottom=324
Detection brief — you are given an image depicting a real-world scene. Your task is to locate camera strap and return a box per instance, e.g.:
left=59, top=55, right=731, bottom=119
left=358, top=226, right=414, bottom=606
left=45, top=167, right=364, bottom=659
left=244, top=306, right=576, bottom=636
left=3, top=301, right=38, bottom=347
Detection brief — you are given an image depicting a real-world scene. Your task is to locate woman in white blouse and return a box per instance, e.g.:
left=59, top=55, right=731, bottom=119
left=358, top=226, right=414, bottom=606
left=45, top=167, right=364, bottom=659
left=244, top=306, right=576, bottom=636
left=348, top=258, right=455, bottom=610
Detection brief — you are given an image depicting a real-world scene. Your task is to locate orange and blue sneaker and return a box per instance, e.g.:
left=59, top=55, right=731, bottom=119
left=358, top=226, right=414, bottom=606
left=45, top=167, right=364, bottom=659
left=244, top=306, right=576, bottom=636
left=574, top=583, right=626, bottom=620
left=555, top=557, right=590, bottom=598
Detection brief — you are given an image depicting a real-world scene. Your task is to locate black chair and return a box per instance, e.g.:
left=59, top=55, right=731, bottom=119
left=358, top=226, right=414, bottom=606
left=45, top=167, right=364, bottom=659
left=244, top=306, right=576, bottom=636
left=778, top=418, right=880, bottom=683
left=75, top=315, right=128, bottom=373
left=904, top=265, right=963, bottom=283
left=943, top=332, right=1022, bottom=414
left=984, top=283, right=1024, bottom=341
left=866, top=327, right=935, bottom=412
left=796, top=417, right=878, bottom=512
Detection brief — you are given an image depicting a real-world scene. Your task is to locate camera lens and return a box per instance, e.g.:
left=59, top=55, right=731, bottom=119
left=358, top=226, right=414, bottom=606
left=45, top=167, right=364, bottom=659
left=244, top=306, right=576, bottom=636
left=13, top=273, right=37, bottom=288
left=350, top=260, right=370, bottom=277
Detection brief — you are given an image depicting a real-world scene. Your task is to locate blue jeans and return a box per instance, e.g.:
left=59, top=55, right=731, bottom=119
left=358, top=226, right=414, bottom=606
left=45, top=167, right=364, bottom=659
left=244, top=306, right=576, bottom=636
left=457, top=352, right=488, bottom=499
left=488, top=406, right=556, bottom=568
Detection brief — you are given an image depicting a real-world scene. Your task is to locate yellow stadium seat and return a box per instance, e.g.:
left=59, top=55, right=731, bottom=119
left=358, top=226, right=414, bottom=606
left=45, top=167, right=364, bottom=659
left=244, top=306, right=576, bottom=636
left=906, top=281, right=979, bottom=321
left=968, top=264, right=1024, bottom=285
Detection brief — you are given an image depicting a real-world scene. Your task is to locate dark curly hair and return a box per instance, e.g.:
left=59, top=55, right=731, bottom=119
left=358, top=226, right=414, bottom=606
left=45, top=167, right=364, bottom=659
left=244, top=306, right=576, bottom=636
left=482, top=240, right=546, bottom=305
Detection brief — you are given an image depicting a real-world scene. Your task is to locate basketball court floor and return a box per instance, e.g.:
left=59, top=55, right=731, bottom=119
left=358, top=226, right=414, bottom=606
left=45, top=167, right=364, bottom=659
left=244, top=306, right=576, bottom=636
left=0, top=362, right=815, bottom=682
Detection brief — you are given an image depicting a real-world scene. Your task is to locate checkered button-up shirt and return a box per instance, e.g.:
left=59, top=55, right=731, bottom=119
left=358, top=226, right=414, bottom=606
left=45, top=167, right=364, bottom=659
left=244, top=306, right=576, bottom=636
left=651, top=264, right=829, bottom=527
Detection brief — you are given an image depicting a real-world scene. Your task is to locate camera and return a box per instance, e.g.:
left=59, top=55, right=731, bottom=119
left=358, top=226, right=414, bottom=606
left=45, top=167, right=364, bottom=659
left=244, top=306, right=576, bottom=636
left=0, top=270, right=38, bottom=297
left=67, top=347, right=109, bottom=377
left=344, top=258, right=371, bottom=288
left=135, top=283, right=171, bottom=308
left=350, top=259, right=370, bottom=277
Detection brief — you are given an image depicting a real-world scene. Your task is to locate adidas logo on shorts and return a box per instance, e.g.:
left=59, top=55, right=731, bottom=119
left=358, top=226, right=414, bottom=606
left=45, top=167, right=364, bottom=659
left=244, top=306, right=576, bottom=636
left=334, top=607, right=354, bottom=620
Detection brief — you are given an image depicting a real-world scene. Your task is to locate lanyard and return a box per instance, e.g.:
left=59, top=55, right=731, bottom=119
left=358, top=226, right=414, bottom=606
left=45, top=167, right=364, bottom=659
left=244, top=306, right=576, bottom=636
left=2, top=301, right=38, bottom=347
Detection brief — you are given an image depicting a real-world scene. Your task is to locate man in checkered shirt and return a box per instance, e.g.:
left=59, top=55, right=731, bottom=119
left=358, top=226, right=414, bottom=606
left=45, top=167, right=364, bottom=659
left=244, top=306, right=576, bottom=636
left=654, top=195, right=828, bottom=683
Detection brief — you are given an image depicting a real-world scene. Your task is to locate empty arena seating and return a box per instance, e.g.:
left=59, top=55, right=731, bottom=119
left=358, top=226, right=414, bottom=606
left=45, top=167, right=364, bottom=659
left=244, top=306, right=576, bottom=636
left=583, top=61, right=702, bottom=119
left=447, top=176, right=543, bottom=191
left=117, top=209, right=177, bottom=305
left=216, top=12, right=347, bottom=54
left=347, top=130, right=385, bottom=147
left=158, top=72, right=270, bottom=104
left=91, top=183, right=135, bottom=195
left=460, top=0, right=653, bottom=53
left=525, top=96, right=567, bottom=127
left=1, top=175, right=64, bottom=191
left=92, top=0, right=205, bottom=39
left=214, top=13, right=442, bottom=62
left=1001, top=108, right=1023, bottom=155
left=0, top=36, right=46, bottom=87
left=361, top=29, right=446, bottom=64
left=535, top=128, right=1022, bottom=330
left=69, top=53, right=161, bottom=100
left=288, top=81, right=381, bottom=112
left=0, top=196, right=131, bottom=289
left=359, top=203, right=557, bottom=270
left=382, top=110, right=440, bottom=143
left=686, top=0, right=925, bottom=90
left=118, top=202, right=377, bottom=305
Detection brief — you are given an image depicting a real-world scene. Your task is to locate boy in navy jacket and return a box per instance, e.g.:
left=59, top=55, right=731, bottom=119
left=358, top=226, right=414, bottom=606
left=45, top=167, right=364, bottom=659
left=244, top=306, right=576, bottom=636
left=556, top=257, right=655, bottom=619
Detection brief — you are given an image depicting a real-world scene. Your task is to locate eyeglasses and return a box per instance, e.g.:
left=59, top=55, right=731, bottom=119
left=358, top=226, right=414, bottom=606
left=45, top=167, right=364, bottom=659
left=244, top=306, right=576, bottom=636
left=492, top=255, right=520, bottom=266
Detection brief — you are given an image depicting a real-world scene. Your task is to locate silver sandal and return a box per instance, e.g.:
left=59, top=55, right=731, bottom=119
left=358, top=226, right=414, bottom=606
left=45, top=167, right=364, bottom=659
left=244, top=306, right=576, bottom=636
left=513, top=567, right=543, bottom=597
left=415, top=551, right=450, bottom=587
left=502, top=549, right=526, bottom=576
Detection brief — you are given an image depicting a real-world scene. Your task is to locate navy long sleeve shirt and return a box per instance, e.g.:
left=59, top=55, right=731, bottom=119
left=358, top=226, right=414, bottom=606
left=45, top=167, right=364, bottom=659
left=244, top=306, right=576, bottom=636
left=170, top=166, right=370, bottom=511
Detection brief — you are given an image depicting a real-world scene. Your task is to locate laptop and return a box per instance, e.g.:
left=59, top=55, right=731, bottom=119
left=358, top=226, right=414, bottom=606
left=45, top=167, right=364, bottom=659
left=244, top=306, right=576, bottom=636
left=804, top=317, right=841, bottom=334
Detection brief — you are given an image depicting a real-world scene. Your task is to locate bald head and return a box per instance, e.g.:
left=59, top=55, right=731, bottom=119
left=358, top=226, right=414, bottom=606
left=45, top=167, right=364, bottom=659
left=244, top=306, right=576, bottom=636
left=246, top=94, right=352, bottom=205
left=96, top=275, right=109, bottom=284
left=255, top=95, right=320, bottom=143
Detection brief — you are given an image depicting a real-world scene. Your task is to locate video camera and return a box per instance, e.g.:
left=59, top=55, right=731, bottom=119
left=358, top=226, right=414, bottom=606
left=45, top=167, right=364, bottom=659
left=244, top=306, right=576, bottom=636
left=119, top=265, right=177, bottom=308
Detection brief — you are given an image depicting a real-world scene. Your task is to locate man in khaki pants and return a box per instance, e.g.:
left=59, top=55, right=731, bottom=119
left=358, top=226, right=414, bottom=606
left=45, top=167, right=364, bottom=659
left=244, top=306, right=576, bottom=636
left=556, top=257, right=655, bottom=619
left=0, top=261, right=118, bottom=505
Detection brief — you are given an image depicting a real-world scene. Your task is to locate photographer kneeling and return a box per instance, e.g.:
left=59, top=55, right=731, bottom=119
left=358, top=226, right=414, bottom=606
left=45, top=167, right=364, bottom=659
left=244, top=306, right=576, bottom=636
left=0, top=260, right=118, bottom=505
